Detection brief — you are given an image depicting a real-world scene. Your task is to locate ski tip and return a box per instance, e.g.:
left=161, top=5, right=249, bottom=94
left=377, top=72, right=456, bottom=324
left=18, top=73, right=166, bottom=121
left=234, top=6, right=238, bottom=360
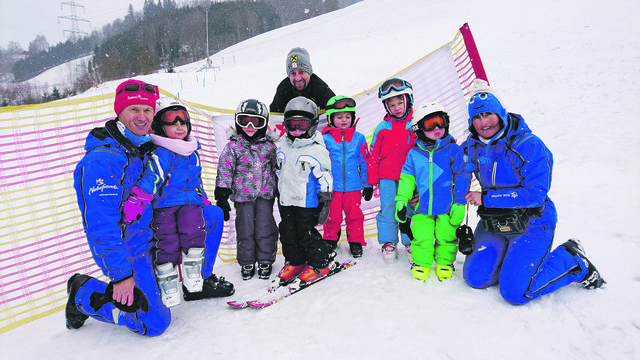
left=246, top=300, right=273, bottom=309
left=227, top=300, right=249, bottom=309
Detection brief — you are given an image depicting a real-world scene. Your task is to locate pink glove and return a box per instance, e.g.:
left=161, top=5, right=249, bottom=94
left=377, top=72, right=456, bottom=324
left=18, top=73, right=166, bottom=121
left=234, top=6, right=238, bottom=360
left=202, top=197, right=211, bottom=206
left=122, top=186, right=154, bottom=225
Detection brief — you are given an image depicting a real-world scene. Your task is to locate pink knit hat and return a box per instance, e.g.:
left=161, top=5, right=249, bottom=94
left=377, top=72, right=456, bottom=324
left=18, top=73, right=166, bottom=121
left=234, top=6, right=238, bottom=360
left=113, top=79, right=159, bottom=116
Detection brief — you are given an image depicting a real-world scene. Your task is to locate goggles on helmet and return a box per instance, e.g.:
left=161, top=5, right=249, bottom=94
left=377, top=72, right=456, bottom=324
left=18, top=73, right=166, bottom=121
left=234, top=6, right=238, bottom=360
left=378, top=78, right=412, bottom=98
left=117, top=82, right=157, bottom=96
left=284, top=117, right=314, bottom=132
left=419, top=116, right=446, bottom=132
left=236, top=115, right=267, bottom=129
left=327, top=97, right=356, bottom=111
left=160, top=109, right=190, bottom=126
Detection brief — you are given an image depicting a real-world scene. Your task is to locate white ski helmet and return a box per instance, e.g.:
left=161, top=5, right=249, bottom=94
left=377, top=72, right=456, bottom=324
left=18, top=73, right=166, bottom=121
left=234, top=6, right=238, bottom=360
left=378, top=78, right=414, bottom=118
left=152, top=97, right=191, bottom=138
left=411, top=102, right=450, bottom=142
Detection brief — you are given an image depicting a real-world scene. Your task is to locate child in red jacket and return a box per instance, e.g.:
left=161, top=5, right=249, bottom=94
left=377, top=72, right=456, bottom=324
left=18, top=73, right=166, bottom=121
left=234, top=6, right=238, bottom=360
left=367, top=78, right=416, bottom=263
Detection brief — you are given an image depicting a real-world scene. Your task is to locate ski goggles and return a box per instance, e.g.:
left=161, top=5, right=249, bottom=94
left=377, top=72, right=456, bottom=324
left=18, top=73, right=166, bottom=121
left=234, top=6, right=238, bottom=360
left=236, top=115, right=267, bottom=129
left=327, top=97, right=356, bottom=111
left=284, top=117, right=315, bottom=131
left=378, top=78, right=412, bottom=97
left=417, top=116, right=446, bottom=132
left=116, top=82, right=158, bottom=96
left=160, top=109, right=190, bottom=125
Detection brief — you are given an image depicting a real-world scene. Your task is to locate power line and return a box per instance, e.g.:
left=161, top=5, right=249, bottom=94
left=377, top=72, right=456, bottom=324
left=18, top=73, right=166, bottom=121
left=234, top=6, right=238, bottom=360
left=57, top=0, right=90, bottom=42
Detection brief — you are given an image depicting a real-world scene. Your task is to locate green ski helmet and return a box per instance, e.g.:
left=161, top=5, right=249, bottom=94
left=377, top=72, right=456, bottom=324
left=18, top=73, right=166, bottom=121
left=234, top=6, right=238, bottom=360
left=326, top=95, right=356, bottom=127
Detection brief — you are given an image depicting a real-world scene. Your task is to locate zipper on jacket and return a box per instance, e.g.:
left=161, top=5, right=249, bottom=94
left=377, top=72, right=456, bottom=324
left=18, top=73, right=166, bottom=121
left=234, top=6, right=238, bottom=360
left=491, top=160, right=497, bottom=188
left=428, top=150, right=434, bottom=215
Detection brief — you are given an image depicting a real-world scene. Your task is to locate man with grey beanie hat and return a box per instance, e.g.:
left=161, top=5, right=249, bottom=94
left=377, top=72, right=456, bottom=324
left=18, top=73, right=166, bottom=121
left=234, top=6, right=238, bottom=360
left=270, top=47, right=335, bottom=113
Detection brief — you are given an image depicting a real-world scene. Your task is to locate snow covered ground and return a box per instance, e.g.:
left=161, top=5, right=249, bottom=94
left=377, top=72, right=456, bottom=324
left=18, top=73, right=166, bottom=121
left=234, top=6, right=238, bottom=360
left=2, top=0, right=639, bottom=359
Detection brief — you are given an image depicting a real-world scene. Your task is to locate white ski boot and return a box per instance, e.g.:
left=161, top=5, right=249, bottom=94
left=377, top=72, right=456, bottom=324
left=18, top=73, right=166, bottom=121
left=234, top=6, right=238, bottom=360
left=155, top=262, right=181, bottom=307
left=181, top=247, right=204, bottom=292
left=381, top=243, right=398, bottom=263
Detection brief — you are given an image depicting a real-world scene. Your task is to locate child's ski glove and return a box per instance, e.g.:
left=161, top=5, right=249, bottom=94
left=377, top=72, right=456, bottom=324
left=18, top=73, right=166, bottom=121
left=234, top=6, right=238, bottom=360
left=214, top=187, right=232, bottom=221
left=449, top=203, right=465, bottom=226
left=395, top=201, right=408, bottom=223
left=399, top=220, right=413, bottom=240
left=317, top=192, right=332, bottom=224
left=362, top=187, right=373, bottom=201
left=122, top=186, right=154, bottom=225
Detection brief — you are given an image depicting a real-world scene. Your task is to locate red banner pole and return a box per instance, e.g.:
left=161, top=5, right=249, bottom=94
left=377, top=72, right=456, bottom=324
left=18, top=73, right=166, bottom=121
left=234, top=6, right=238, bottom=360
left=459, top=23, right=489, bottom=84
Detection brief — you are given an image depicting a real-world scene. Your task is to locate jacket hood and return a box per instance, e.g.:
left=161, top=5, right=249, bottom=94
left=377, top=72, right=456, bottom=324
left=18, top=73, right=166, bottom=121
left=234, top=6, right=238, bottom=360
left=466, top=113, right=531, bottom=164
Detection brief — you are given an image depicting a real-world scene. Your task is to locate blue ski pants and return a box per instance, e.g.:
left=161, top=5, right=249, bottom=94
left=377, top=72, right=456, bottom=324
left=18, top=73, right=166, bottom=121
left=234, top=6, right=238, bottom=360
left=73, top=204, right=224, bottom=335
left=462, top=223, right=587, bottom=304
left=376, top=179, right=412, bottom=246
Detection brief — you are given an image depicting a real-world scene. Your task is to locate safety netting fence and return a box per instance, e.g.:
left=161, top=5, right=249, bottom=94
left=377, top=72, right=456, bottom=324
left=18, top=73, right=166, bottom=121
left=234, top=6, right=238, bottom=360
left=0, top=24, right=485, bottom=334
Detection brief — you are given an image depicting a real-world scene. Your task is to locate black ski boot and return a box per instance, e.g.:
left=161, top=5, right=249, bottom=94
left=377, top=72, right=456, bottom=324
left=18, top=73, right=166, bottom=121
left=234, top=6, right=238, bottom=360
left=183, top=274, right=235, bottom=301
left=66, top=274, right=91, bottom=329
left=241, top=264, right=255, bottom=280
left=257, top=263, right=272, bottom=280
left=561, top=239, right=606, bottom=289
left=324, top=239, right=338, bottom=252
left=348, top=242, right=363, bottom=258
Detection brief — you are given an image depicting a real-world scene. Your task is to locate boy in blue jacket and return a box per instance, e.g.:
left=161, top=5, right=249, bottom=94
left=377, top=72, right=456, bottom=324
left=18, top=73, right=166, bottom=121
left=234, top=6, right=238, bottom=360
left=321, top=96, right=373, bottom=258
left=395, top=102, right=471, bottom=281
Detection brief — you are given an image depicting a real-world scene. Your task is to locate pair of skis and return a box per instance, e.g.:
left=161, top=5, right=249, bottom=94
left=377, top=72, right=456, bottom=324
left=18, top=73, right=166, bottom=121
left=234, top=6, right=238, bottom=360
left=227, top=261, right=356, bottom=309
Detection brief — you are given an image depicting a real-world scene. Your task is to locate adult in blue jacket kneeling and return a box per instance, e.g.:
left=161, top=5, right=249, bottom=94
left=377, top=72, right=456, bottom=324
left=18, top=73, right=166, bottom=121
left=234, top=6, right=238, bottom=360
left=66, top=79, right=233, bottom=336
left=462, top=79, right=605, bottom=305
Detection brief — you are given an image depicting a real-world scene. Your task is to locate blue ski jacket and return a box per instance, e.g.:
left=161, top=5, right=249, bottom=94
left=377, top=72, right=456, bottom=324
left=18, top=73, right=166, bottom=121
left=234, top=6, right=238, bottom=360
left=464, top=113, right=557, bottom=226
left=322, top=126, right=371, bottom=192
left=396, top=134, right=470, bottom=215
left=152, top=140, right=207, bottom=209
left=73, top=119, right=160, bottom=282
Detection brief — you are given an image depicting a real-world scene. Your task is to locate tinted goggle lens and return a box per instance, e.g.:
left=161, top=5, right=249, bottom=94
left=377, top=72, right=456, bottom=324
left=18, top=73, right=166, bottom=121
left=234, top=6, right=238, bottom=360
left=117, top=83, right=157, bottom=96
left=161, top=109, right=190, bottom=125
left=421, top=116, right=446, bottom=132
left=379, top=78, right=411, bottom=97
left=236, top=115, right=267, bottom=129
left=328, top=98, right=356, bottom=111
left=285, top=118, right=313, bottom=131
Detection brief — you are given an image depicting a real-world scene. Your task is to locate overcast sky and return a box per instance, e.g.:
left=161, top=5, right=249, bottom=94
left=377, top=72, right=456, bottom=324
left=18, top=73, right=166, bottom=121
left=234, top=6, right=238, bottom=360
left=0, top=0, right=147, bottom=50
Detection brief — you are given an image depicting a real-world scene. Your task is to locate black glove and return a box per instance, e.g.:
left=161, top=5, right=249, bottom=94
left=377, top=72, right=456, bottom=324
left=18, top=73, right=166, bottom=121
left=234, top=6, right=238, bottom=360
left=89, top=281, right=149, bottom=313
left=395, top=201, right=407, bottom=223
left=317, top=192, right=332, bottom=224
left=398, top=220, right=413, bottom=241
left=362, top=187, right=373, bottom=201
left=214, top=187, right=232, bottom=221
left=456, top=224, right=474, bottom=255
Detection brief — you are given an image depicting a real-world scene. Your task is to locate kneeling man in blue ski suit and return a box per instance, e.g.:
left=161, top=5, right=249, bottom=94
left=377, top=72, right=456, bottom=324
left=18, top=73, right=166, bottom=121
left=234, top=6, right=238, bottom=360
left=67, top=79, right=234, bottom=336
left=462, top=79, right=605, bottom=304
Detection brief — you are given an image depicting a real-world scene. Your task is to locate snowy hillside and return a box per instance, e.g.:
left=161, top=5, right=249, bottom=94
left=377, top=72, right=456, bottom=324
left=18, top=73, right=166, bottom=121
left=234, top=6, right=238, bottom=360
left=2, top=0, right=639, bottom=359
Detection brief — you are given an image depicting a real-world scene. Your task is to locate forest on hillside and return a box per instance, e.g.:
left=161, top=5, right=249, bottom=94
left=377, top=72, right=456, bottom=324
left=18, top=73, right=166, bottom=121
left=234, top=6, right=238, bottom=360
left=0, top=0, right=354, bottom=107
